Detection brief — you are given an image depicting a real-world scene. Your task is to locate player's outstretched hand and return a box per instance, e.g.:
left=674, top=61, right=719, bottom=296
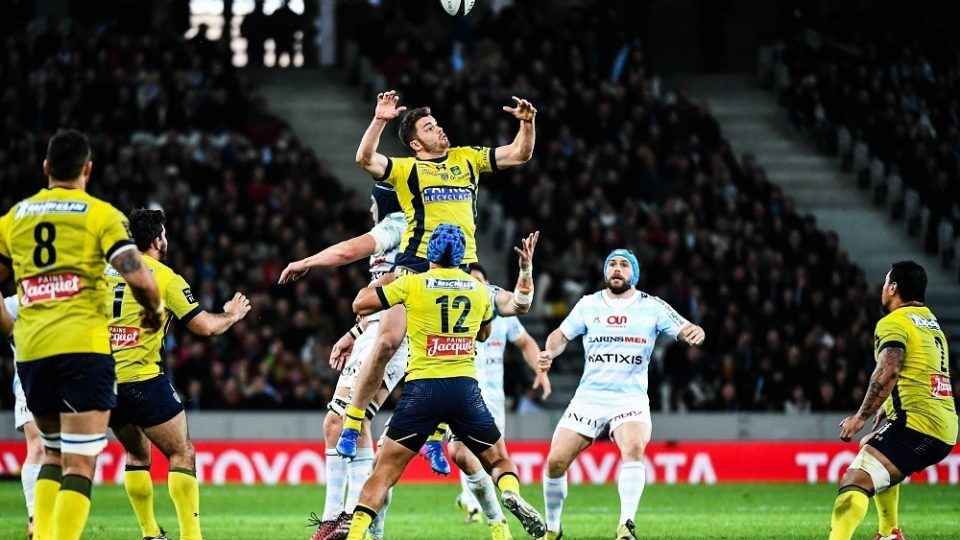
left=679, top=323, right=705, bottom=346
left=537, top=351, right=553, bottom=372
left=224, top=292, right=252, bottom=320
left=839, top=415, right=866, bottom=442
left=375, top=90, right=407, bottom=121
left=533, top=371, right=552, bottom=399
left=503, top=96, right=537, bottom=122
left=278, top=260, right=309, bottom=284
left=514, top=231, right=539, bottom=270
left=330, top=331, right=355, bottom=371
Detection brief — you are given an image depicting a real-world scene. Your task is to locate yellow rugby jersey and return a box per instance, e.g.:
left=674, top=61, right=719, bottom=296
left=875, top=305, right=958, bottom=445
left=379, top=146, right=497, bottom=264
left=0, top=187, right=135, bottom=361
left=105, top=255, right=201, bottom=383
left=376, top=267, right=494, bottom=381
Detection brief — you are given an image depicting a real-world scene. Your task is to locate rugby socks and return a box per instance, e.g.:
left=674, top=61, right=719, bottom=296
left=34, top=464, right=61, bottom=540
left=123, top=466, right=160, bottom=538
left=496, top=471, right=520, bottom=494
left=346, top=504, right=376, bottom=540
left=618, top=461, right=646, bottom=525
left=875, top=484, right=900, bottom=536
left=169, top=468, right=202, bottom=540
left=52, top=474, right=92, bottom=540
left=543, top=472, right=568, bottom=532
left=829, top=486, right=870, bottom=540
left=344, top=406, right=365, bottom=432
left=467, top=470, right=506, bottom=523
left=21, top=462, right=41, bottom=518
left=459, top=469, right=483, bottom=514
left=427, top=423, right=448, bottom=442
left=323, top=448, right=348, bottom=520
left=346, top=448, right=374, bottom=510
left=369, top=487, right=391, bottom=538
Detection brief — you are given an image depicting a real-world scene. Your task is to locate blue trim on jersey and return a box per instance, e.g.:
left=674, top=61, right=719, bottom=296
left=488, top=148, right=498, bottom=172
left=405, top=166, right=427, bottom=257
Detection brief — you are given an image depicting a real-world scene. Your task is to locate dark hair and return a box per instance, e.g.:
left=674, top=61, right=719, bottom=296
left=128, top=209, right=166, bottom=251
left=46, top=129, right=92, bottom=180
left=398, top=107, right=431, bottom=153
left=468, top=262, right=488, bottom=281
left=889, top=260, right=927, bottom=302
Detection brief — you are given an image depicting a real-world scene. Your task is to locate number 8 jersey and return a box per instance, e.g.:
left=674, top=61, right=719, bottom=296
left=0, top=187, right=135, bottom=361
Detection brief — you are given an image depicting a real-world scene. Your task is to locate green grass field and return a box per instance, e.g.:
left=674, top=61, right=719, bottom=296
left=1, top=481, right=959, bottom=539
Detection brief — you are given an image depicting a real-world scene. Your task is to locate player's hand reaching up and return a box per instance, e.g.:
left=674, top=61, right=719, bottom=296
left=503, top=96, right=537, bottom=122
left=533, top=371, right=552, bottom=400
left=678, top=323, right=705, bottom=346
left=278, top=260, right=308, bottom=284
left=375, top=90, right=407, bottom=121
left=224, top=292, right=252, bottom=321
left=514, top=230, right=539, bottom=270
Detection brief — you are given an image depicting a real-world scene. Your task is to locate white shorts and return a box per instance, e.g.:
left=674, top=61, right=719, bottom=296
left=336, top=321, right=407, bottom=394
left=13, top=370, right=34, bottom=431
left=556, top=393, right=651, bottom=440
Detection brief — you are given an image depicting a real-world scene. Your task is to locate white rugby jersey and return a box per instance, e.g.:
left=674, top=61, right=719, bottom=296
left=475, top=283, right=526, bottom=402
left=366, top=212, right=404, bottom=323
left=559, top=290, right=687, bottom=399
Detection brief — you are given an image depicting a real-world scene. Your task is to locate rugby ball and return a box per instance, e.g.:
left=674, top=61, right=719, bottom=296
left=440, top=0, right=475, bottom=16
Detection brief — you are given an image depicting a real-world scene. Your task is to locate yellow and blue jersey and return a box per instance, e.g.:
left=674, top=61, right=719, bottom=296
left=105, top=255, right=202, bottom=383
left=874, top=305, right=957, bottom=445
left=378, top=146, right=497, bottom=265
left=376, top=267, right=493, bottom=381
left=0, top=187, right=135, bottom=361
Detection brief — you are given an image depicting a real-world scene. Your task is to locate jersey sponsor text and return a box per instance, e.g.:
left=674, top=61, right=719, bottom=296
left=20, top=274, right=81, bottom=304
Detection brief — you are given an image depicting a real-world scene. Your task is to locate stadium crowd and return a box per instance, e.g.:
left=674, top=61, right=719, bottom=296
left=774, top=26, right=960, bottom=256
left=344, top=0, right=960, bottom=412
left=2, top=2, right=957, bottom=414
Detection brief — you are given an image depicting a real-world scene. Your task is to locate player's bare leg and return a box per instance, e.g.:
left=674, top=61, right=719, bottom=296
left=472, top=438, right=545, bottom=537
left=829, top=446, right=904, bottom=540
left=610, top=422, right=652, bottom=540
left=143, top=412, right=202, bottom=540
left=345, top=438, right=419, bottom=540
left=542, top=428, right=593, bottom=538
left=21, top=421, right=43, bottom=538
left=856, top=431, right=903, bottom=540
left=449, top=439, right=511, bottom=537
left=337, top=305, right=405, bottom=457
left=114, top=423, right=166, bottom=539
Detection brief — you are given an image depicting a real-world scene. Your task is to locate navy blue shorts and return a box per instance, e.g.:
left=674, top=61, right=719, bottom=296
left=17, top=354, right=117, bottom=415
left=392, top=253, right=469, bottom=275
left=109, top=374, right=184, bottom=429
left=387, top=377, right=500, bottom=453
left=866, top=421, right=954, bottom=477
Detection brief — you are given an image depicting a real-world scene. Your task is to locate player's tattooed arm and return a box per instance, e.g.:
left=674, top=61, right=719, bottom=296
left=839, top=346, right=904, bottom=442
left=857, top=346, right=905, bottom=420
left=112, top=249, right=163, bottom=329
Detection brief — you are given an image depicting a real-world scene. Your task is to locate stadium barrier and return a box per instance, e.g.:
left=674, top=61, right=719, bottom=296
left=1, top=440, right=958, bottom=485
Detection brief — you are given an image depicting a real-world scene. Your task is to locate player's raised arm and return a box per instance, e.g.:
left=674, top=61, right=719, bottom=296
left=111, top=249, right=164, bottom=331
left=493, top=231, right=539, bottom=316
left=356, top=90, right=406, bottom=178
left=186, top=292, right=252, bottom=337
left=494, top=96, right=537, bottom=168
left=279, top=233, right=378, bottom=284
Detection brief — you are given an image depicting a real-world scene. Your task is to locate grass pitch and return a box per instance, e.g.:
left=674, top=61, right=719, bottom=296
left=1, top=481, right=958, bottom=539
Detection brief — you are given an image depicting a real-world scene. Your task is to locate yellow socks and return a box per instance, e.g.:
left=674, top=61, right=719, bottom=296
left=344, top=405, right=365, bottom=432
left=33, top=464, right=61, bottom=540
left=496, top=472, right=520, bottom=494
left=346, top=504, right=376, bottom=540
left=875, top=484, right=900, bottom=536
left=124, top=466, right=160, bottom=538
left=53, top=475, right=92, bottom=540
left=169, top=468, right=202, bottom=540
left=427, top=423, right=448, bottom=442
left=829, top=486, right=870, bottom=540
